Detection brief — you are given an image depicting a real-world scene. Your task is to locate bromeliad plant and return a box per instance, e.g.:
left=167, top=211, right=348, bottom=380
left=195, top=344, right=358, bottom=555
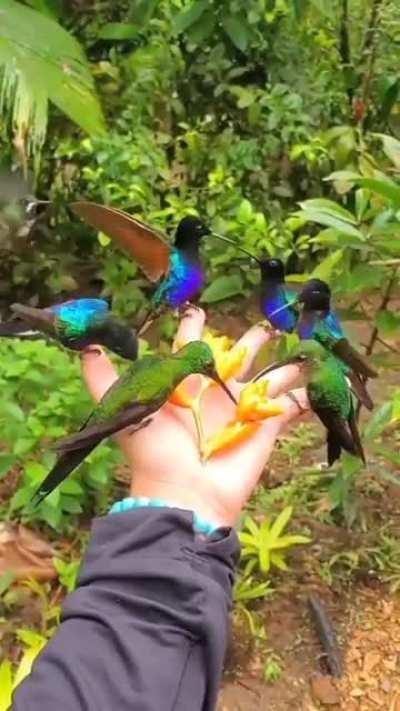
left=239, top=507, right=311, bottom=577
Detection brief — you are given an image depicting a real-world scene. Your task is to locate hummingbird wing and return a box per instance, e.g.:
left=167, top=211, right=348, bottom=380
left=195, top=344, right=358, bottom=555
left=56, top=403, right=157, bottom=452
left=314, top=406, right=360, bottom=465
left=71, top=202, right=171, bottom=282
left=10, top=304, right=57, bottom=337
left=347, top=371, right=374, bottom=411
left=332, top=338, right=377, bottom=379
left=348, top=402, right=366, bottom=464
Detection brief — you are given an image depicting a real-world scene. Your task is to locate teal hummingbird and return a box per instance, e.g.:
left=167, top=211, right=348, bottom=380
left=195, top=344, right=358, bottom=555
left=0, top=298, right=138, bottom=361
left=70, top=202, right=211, bottom=331
left=298, top=279, right=376, bottom=410
left=31, top=341, right=236, bottom=504
left=256, top=340, right=365, bottom=466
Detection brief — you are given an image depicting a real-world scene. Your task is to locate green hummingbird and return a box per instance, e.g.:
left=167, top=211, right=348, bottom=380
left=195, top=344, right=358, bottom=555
left=256, top=340, right=365, bottom=466
left=31, top=341, right=236, bottom=505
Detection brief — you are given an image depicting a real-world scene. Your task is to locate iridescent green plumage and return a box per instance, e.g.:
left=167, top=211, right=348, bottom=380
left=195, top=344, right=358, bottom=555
left=256, top=340, right=365, bottom=466
left=31, top=341, right=235, bottom=504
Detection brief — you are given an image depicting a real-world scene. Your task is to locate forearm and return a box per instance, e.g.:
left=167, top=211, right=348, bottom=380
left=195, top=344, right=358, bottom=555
left=12, top=507, right=239, bottom=711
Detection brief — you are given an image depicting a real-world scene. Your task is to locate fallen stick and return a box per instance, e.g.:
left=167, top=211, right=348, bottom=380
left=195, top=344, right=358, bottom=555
left=308, top=593, right=344, bottom=678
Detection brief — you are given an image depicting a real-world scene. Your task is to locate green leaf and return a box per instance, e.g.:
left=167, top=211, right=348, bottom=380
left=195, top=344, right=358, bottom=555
left=374, top=133, right=400, bottom=170
left=299, top=210, right=364, bottom=239
left=0, top=570, right=16, bottom=596
left=0, top=660, right=13, bottom=711
left=200, top=274, right=243, bottom=303
left=0, top=454, right=16, bottom=479
left=222, top=16, right=250, bottom=51
left=363, top=401, right=393, bottom=439
left=173, top=0, right=209, bottom=33
left=354, top=178, right=400, bottom=209
left=299, top=198, right=357, bottom=224
left=186, top=11, right=216, bottom=44
left=311, top=249, right=344, bottom=280
left=268, top=506, right=293, bottom=540
left=98, top=23, right=140, bottom=40
left=375, top=310, right=400, bottom=336
left=0, top=0, right=106, bottom=168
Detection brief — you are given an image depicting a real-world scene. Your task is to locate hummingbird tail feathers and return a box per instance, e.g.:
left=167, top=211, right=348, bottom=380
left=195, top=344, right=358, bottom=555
left=10, top=304, right=55, bottom=335
left=31, top=444, right=97, bottom=506
left=0, top=321, right=40, bottom=338
left=348, top=407, right=366, bottom=465
left=57, top=405, right=154, bottom=453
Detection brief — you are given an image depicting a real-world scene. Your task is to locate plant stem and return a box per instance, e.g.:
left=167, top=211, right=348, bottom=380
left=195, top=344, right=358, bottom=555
left=359, top=0, right=387, bottom=127
left=364, top=267, right=398, bottom=357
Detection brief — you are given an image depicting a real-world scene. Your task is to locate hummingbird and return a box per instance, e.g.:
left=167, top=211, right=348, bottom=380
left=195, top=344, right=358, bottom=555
left=209, top=232, right=298, bottom=332
left=70, top=202, right=211, bottom=330
left=256, top=340, right=365, bottom=466
left=0, top=298, right=138, bottom=361
left=298, top=279, right=377, bottom=410
left=31, top=341, right=237, bottom=504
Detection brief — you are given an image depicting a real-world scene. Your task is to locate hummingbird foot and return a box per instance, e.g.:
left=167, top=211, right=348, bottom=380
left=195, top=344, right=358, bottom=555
left=179, top=301, right=201, bottom=319
left=286, top=391, right=307, bottom=414
left=81, top=346, right=102, bottom=357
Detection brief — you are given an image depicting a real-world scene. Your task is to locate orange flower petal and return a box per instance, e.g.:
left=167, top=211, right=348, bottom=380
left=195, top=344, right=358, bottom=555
left=237, top=381, right=284, bottom=422
left=203, top=421, right=260, bottom=459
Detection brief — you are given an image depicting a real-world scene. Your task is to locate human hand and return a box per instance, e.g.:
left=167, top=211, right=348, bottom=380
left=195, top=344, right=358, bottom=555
left=81, top=308, right=309, bottom=527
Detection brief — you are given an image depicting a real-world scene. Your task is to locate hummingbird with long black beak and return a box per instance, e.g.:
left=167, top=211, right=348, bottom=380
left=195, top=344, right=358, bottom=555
left=255, top=340, right=365, bottom=466
left=31, top=341, right=237, bottom=505
left=71, top=202, right=212, bottom=331
left=209, top=233, right=298, bottom=332
left=298, top=279, right=377, bottom=410
left=0, top=298, right=138, bottom=361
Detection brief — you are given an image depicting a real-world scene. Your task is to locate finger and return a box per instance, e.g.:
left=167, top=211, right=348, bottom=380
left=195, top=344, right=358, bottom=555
left=268, top=387, right=310, bottom=428
left=266, top=365, right=302, bottom=398
left=231, top=324, right=272, bottom=381
left=172, top=306, right=206, bottom=352
left=81, top=347, right=119, bottom=402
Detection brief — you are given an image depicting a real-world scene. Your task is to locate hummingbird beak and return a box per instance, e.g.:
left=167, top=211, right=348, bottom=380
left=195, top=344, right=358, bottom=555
left=253, top=357, right=300, bottom=382
left=210, top=369, right=237, bottom=404
left=211, top=232, right=260, bottom=263
left=267, top=300, right=299, bottom=318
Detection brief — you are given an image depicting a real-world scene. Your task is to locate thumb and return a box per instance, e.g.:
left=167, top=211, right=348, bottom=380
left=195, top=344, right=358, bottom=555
left=81, top=347, right=119, bottom=402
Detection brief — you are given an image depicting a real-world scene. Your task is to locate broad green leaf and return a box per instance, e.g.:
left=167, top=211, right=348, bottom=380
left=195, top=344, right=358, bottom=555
left=98, top=23, right=140, bottom=40
left=0, top=0, right=105, bottom=168
left=0, top=660, right=13, bottom=711
left=299, top=199, right=357, bottom=224
left=0, top=454, right=16, bottom=479
left=354, top=178, right=400, bottom=209
left=173, top=0, right=209, bottom=33
left=222, top=16, right=250, bottom=52
left=363, top=401, right=393, bottom=439
left=324, top=170, right=360, bottom=183
left=186, top=11, right=216, bottom=44
left=200, top=274, right=243, bottom=303
left=311, top=249, right=344, bottom=280
left=373, top=133, right=400, bottom=169
left=299, top=210, right=364, bottom=239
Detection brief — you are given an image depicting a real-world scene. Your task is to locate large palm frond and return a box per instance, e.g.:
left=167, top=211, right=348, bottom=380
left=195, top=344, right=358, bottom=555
left=0, top=0, right=106, bottom=170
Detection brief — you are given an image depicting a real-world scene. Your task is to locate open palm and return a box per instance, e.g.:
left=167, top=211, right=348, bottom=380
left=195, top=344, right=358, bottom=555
left=81, top=308, right=309, bottom=527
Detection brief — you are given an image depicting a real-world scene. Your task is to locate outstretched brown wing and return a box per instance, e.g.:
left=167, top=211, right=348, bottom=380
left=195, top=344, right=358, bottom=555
left=71, top=201, right=171, bottom=282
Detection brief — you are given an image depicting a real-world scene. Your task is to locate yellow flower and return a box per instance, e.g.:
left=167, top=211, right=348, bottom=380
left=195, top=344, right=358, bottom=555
left=237, top=381, right=284, bottom=422
left=204, top=421, right=260, bottom=460
left=203, top=331, right=247, bottom=381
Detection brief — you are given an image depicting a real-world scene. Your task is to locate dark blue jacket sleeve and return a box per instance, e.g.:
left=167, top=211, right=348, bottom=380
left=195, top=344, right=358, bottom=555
left=12, top=508, right=239, bottom=711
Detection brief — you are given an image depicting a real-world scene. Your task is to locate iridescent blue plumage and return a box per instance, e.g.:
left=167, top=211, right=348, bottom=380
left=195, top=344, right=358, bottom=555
left=298, top=307, right=344, bottom=343
left=49, top=298, right=109, bottom=332
left=259, top=258, right=298, bottom=333
left=153, top=250, right=204, bottom=308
